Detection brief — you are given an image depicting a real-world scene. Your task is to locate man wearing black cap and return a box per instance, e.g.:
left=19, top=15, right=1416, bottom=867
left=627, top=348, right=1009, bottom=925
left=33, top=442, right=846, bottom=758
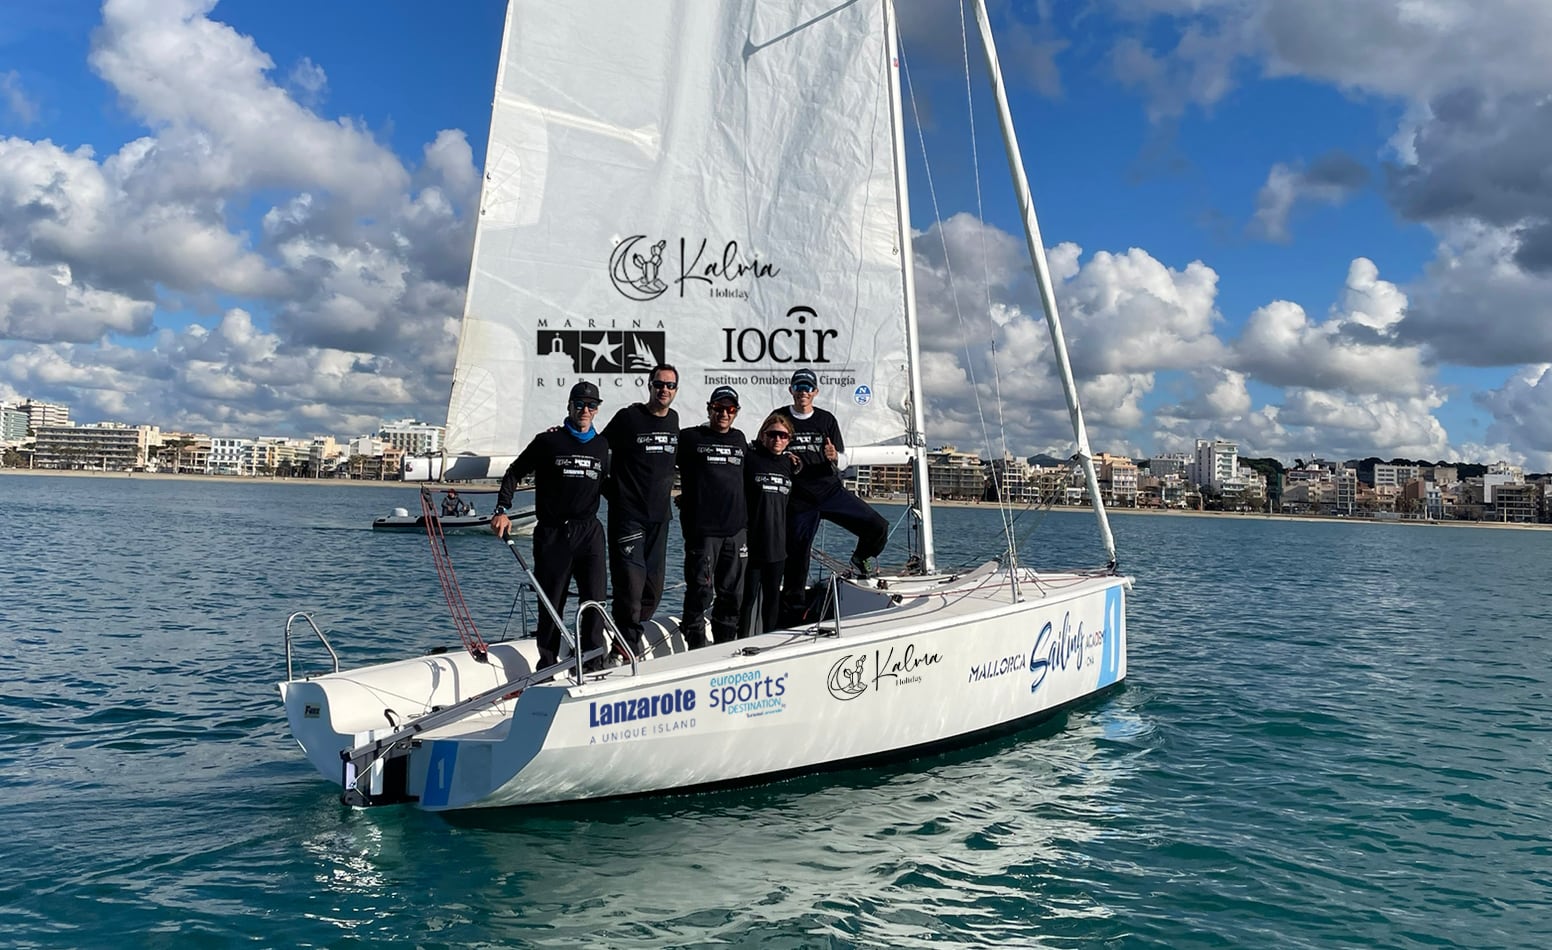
left=493, top=381, right=610, bottom=670
left=675, top=384, right=749, bottom=648
left=600, top=363, right=680, bottom=655
left=776, top=367, right=890, bottom=620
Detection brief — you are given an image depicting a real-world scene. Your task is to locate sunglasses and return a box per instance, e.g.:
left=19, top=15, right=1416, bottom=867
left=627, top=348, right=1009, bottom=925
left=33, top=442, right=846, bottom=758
left=791, top=384, right=816, bottom=393
left=763, top=430, right=791, bottom=440
left=650, top=380, right=678, bottom=390
left=571, top=400, right=601, bottom=411
left=709, top=404, right=738, bottom=415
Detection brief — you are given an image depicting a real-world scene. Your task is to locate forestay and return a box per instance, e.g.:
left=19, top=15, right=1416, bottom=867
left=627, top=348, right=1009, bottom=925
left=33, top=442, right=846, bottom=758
left=446, top=0, right=912, bottom=457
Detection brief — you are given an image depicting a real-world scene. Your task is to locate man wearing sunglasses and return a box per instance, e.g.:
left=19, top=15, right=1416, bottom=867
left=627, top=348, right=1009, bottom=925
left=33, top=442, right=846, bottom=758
left=776, top=367, right=890, bottom=622
left=493, top=381, right=610, bottom=671
left=675, top=385, right=749, bottom=648
left=600, top=363, right=680, bottom=655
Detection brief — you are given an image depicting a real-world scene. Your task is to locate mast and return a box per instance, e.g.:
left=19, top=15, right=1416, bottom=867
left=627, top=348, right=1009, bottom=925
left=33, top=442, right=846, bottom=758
left=883, top=0, right=936, bottom=573
left=969, top=0, right=1118, bottom=567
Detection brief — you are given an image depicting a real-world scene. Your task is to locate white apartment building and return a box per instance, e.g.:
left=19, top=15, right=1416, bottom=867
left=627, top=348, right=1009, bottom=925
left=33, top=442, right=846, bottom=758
left=33, top=423, right=158, bottom=470
left=208, top=437, right=253, bottom=475
left=379, top=419, right=444, bottom=456
left=1191, top=439, right=1238, bottom=490
left=1334, top=468, right=1358, bottom=514
left=21, top=400, right=69, bottom=430
left=1373, top=463, right=1421, bottom=488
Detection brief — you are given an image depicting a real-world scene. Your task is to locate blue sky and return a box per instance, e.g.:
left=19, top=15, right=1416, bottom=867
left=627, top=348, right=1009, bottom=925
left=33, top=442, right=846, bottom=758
left=2, top=0, right=1550, bottom=469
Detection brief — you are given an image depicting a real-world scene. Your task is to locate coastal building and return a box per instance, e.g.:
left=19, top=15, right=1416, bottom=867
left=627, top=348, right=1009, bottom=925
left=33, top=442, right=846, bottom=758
left=1191, top=438, right=1238, bottom=490
left=208, top=437, right=253, bottom=476
left=1334, top=468, right=1358, bottom=515
left=33, top=423, right=159, bottom=471
left=156, top=433, right=211, bottom=474
left=1148, top=454, right=1189, bottom=479
left=20, top=400, right=69, bottom=430
left=309, top=436, right=344, bottom=477
left=1095, top=453, right=1138, bottom=507
left=847, top=462, right=911, bottom=498
left=927, top=445, right=986, bottom=501
left=379, top=419, right=444, bottom=457
left=1373, top=463, right=1422, bottom=489
left=1, top=405, right=28, bottom=445
left=987, top=455, right=1038, bottom=504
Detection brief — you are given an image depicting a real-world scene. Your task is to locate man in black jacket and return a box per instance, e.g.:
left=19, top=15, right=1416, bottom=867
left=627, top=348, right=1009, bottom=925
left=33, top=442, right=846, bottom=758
left=776, top=367, right=889, bottom=623
left=676, top=385, right=749, bottom=648
left=600, top=363, right=679, bottom=654
left=493, top=381, right=610, bottom=670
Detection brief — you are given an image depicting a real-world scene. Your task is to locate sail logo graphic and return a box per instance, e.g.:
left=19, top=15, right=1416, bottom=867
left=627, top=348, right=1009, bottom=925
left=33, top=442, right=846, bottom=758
left=609, top=236, right=670, bottom=301
left=853, top=385, right=873, bottom=406
left=609, top=235, right=780, bottom=302
left=536, top=330, right=665, bottom=374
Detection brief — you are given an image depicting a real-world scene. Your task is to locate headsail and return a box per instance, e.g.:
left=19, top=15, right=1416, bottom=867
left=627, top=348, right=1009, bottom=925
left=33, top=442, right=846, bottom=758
left=446, top=1, right=914, bottom=458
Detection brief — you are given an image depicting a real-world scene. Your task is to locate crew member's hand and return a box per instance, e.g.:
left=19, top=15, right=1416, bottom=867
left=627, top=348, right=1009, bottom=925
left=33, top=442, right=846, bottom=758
left=823, top=438, right=837, bottom=463
left=491, top=512, right=511, bottom=539
left=787, top=452, right=803, bottom=472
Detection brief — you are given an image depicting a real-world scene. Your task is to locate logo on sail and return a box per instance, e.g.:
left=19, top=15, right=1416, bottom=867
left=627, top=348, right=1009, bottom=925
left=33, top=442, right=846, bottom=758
left=609, top=236, right=670, bottom=301
left=608, top=235, right=780, bottom=302
left=536, top=330, right=665, bottom=374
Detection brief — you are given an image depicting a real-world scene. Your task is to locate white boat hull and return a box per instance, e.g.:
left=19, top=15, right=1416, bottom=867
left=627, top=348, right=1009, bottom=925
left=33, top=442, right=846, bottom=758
left=279, top=567, right=1128, bottom=811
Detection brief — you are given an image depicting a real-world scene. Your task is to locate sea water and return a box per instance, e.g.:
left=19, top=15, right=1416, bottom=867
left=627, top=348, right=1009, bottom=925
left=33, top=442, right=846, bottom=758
left=2, top=474, right=1549, bottom=948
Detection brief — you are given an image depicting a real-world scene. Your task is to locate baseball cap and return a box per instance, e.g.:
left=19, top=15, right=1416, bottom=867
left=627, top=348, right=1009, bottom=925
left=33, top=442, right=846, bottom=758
left=790, top=368, right=818, bottom=389
left=709, top=385, right=740, bottom=407
left=569, top=381, right=601, bottom=403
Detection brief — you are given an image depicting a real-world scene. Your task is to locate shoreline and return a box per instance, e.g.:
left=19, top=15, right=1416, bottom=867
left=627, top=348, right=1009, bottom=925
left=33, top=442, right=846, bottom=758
left=0, top=469, right=417, bottom=489
left=6, top=468, right=1544, bottom=531
left=869, top=496, right=1551, bottom=531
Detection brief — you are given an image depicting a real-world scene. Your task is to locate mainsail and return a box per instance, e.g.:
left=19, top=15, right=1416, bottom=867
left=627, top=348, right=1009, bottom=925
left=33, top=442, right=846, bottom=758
left=446, top=1, right=913, bottom=457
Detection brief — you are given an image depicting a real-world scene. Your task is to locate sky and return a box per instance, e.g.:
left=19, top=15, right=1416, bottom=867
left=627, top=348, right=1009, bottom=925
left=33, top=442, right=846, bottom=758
left=1, top=0, right=1550, bottom=469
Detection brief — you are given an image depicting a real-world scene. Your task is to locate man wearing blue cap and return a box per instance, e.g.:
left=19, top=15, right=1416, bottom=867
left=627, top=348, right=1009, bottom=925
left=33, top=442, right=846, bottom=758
left=776, top=368, right=889, bottom=621
left=493, top=380, right=610, bottom=670
left=675, top=384, right=749, bottom=648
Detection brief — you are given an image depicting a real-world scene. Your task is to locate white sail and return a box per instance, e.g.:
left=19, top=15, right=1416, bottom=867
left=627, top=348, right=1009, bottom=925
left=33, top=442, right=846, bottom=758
left=447, top=0, right=912, bottom=457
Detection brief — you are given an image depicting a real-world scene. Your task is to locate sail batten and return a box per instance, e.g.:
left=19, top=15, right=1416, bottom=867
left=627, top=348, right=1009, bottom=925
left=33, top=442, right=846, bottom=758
left=447, top=1, right=914, bottom=458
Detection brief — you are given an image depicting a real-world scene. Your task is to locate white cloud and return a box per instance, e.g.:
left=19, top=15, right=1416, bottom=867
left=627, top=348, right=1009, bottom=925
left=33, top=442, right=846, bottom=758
left=1, top=70, right=38, bottom=125
left=1233, top=258, right=1431, bottom=397
left=1474, top=364, right=1552, bottom=471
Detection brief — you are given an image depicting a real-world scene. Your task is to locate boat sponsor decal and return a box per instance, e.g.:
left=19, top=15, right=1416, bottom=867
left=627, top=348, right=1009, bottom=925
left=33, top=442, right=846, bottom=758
left=536, top=327, right=666, bottom=375
left=853, top=385, right=872, bottom=406
left=968, top=653, right=1026, bottom=684
left=1029, top=613, right=1105, bottom=695
left=587, top=687, right=698, bottom=745
left=707, top=669, right=788, bottom=719
left=610, top=234, right=780, bottom=303
left=826, top=642, right=943, bottom=701
left=303, top=703, right=320, bottom=719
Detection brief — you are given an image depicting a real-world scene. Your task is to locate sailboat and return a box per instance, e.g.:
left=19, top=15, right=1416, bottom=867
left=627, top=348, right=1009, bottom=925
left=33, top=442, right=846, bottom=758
left=280, top=0, right=1130, bottom=810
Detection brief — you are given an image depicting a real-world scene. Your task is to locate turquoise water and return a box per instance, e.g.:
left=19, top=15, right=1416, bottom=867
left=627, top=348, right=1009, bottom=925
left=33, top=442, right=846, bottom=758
left=3, top=474, right=1550, bottom=948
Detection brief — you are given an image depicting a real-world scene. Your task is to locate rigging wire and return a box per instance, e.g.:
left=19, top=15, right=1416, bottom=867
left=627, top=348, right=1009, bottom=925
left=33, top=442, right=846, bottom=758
left=897, top=9, right=1021, bottom=570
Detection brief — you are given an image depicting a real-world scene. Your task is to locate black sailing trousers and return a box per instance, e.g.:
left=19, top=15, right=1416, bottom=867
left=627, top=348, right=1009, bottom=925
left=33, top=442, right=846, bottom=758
left=607, top=515, right=670, bottom=654
left=531, top=518, right=607, bottom=667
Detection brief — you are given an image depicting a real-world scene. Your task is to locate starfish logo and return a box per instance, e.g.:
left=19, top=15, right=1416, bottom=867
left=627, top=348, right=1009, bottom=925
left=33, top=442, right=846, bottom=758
left=536, top=330, right=664, bottom=374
